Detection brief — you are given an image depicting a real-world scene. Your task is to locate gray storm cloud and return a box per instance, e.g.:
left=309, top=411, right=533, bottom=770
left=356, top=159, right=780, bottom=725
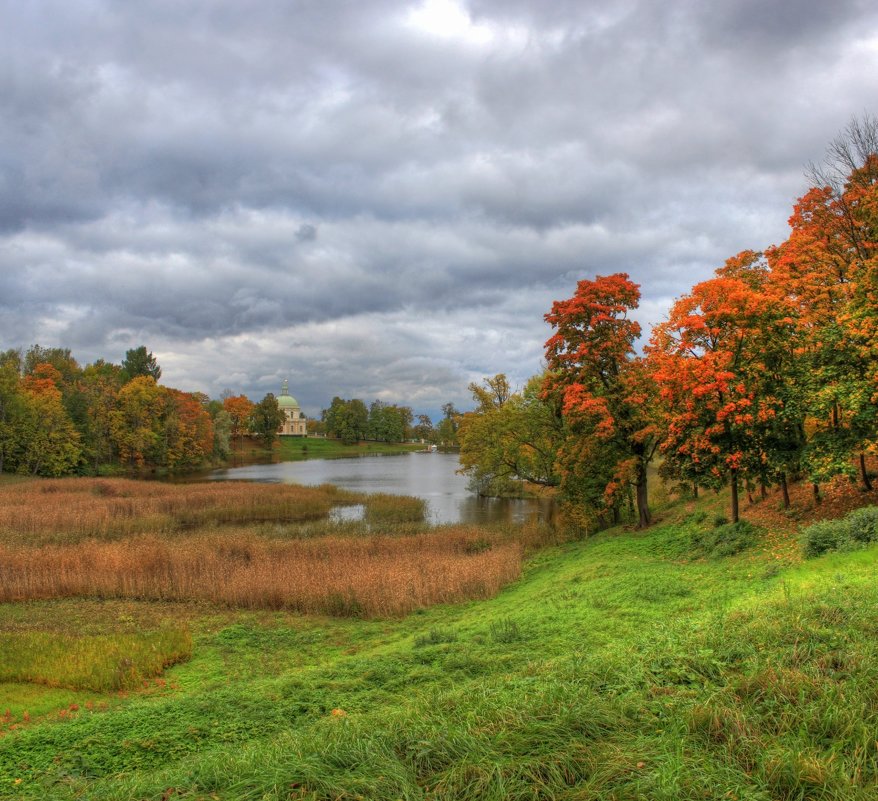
left=1, top=0, right=877, bottom=417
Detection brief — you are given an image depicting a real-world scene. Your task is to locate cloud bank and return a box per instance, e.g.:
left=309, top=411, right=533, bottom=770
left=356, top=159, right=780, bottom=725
left=2, top=0, right=876, bottom=417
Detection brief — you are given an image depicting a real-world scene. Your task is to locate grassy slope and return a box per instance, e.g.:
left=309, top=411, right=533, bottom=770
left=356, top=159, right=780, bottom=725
left=2, top=493, right=878, bottom=798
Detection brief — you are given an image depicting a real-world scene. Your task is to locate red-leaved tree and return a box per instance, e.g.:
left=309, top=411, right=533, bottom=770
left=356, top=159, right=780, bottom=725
left=545, top=273, right=659, bottom=528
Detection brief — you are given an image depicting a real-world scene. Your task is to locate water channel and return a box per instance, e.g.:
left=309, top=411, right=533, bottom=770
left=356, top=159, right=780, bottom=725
left=207, top=452, right=555, bottom=526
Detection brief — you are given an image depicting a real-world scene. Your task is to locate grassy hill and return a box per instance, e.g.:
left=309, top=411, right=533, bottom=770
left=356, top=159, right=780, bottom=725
left=2, top=476, right=878, bottom=799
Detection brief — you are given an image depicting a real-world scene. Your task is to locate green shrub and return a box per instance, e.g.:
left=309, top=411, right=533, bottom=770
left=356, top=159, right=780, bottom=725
left=803, top=506, right=878, bottom=558
left=803, top=519, right=848, bottom=557
left=691, top=520, right=760, bottom=559
left=846, top=506, right=878, bottom=545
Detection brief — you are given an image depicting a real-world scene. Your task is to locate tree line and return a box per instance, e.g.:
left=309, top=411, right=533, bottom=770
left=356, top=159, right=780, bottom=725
left=460, top=116, right=878, bottom=529
left=0, top=345, right=290, bottom=475
left=0, top=339, right=462, bottom=476
left=319, top=397, right=461, bottom=446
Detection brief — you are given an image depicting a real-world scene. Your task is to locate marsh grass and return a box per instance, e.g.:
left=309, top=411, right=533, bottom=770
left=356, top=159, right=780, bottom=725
left=0, top=626, right=191, bottom=692
left=7, top=476, right=878, bottom=799
left=0, top=478, right=361, bottom=545
left=3, top=515, right=878, bottom=799
left=0, top=529, right=522, bottom=617
left=363, top=493, right=427, bottom=524
left=0, top=479, right=529, bottom=618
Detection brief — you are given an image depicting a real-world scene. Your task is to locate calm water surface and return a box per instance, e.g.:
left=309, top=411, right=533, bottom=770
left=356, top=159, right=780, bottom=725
left=208, top=452, right=554, bottom=526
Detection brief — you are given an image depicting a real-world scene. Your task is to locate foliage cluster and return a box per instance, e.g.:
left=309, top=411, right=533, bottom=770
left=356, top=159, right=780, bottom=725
left=458, top=374, right=562, bottom=497
left=803, top=505, right=878, bottom=557
left=321, top=397, right=458, bottom=446
left=0, top=345, right=293, bottom=476
left=690, top=519, right=762, bottom=559
left=321, top=397, right=417, bottom=444
left=461, top=116, right=878, bottom=530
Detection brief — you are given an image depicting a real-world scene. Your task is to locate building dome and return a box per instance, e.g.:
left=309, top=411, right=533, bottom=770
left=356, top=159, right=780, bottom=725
left=277, top=379, right=300, bottom=409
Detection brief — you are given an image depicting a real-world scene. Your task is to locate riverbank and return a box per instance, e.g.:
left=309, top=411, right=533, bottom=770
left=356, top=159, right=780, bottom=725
left=227, top=435, right=427, bottom=464
left=2, top=474, right=878, bottom=799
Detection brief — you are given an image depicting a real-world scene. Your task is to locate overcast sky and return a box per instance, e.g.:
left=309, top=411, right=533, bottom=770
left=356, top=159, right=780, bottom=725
left=1, top=0, right=876, bottom=418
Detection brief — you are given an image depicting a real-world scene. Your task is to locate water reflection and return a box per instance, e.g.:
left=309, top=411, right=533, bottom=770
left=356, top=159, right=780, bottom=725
left=329, top=504, right=365, bottom=523
left=207, top=452, right=555, bottom=526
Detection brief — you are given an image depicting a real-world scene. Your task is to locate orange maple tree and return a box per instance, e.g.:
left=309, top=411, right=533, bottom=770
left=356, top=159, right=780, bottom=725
left=223, top=394, right=256, bottom=437
left=544, top=273, right=659, bottom=528
left=650, top=261, right=797, bottom=522
left=767, top=162, right=878, bottom=491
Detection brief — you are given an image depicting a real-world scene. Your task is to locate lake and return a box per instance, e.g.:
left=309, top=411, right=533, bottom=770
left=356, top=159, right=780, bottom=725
left=207, top=452, right=555, bottom=526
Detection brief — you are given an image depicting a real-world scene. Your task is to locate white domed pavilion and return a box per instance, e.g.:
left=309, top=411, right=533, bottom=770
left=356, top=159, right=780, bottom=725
left=277, top=379, right=307, bottom=436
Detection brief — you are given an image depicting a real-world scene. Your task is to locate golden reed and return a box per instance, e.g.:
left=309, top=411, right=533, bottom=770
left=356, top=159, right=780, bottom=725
left=0, top=478, right=354, bottom=544
left=0, top=530, right=522, bottom=617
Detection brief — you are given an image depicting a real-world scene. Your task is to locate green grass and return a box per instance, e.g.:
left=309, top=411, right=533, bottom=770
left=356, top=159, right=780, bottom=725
left=0, top=627, right=192, bottom=693
left=2, top=496, right=878, bottom=798
left=277, top=437, right=426, bottom=461
left=229, top=436, right=425, bottom=463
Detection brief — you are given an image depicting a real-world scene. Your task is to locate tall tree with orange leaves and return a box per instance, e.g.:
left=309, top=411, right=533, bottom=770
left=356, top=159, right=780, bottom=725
left=544, top=273, right=659, bottom=528
left=223, top=394, right=255, bottom=439
left=768, top=145, right=878, bottom=491
left=650, top=262, right=797, bottom=523
left=163, top=389, right=215, bottom=469
left=15, top=363, right=83, bottom=476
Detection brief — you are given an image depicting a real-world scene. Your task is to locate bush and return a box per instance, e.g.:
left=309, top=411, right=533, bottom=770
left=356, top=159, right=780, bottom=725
left=802, top=520, right=847, bottom=558
left=846, top=506, right=878, bottom=545
left=691, top=520, right=760, bottom=559
left=803, top=506, right=878, bottom=558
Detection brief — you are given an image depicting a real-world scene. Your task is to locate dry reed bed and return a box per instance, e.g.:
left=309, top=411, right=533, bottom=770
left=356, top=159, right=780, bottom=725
left=0, top=528, right=522, bottom=617
left=0, top=478, right=360, bottom=544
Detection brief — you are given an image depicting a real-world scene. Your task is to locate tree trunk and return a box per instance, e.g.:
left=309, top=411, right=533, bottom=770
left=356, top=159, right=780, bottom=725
left=813, top=482, right=821, bottom=505
left=692, top=483, right=699, bottom=499
left=760, top=482, right=768, bottom=501
left=636, top=469, right=651, bottom=529
left=780, top=472, right=790, bottom=509
left=859, top=452, right=873, bottom=492
left=730, top=469, right=740, bottom=523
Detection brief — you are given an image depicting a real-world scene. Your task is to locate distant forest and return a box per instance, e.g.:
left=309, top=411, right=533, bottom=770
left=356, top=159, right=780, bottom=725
left=0, top=343, right=453, bottom=477
left=0, top=344, right=240, bottom=475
